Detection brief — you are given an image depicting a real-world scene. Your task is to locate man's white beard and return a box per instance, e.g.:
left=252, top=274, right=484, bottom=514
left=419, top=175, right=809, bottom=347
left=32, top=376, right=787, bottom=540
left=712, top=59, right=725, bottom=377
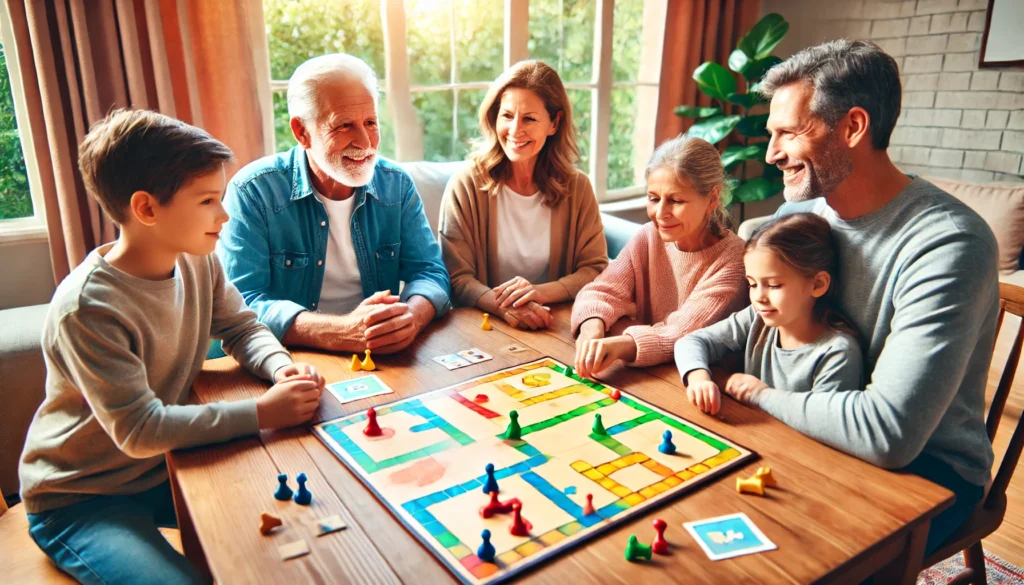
left=313, top=147, right=377, bottom=187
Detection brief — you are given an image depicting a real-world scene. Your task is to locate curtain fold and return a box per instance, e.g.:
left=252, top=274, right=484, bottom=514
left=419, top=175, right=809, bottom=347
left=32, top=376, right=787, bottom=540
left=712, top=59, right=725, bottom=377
left=655, top=0, right=762, bottom=146
left=5, top=0, right=271, bottom=284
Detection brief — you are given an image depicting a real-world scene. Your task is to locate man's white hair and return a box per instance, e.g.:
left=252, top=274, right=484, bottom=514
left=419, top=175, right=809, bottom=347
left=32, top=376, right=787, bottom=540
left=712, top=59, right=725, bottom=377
left=286, top=53, right=379, bottom=123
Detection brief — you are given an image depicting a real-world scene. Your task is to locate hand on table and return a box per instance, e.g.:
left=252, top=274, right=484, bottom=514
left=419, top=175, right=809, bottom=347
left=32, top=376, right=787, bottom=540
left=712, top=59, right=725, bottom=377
left=723, top=373, right=768, bottom=405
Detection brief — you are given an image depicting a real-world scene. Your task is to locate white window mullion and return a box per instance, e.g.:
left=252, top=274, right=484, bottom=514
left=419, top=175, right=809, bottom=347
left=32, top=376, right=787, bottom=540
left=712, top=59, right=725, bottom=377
left=504, top=0, right=529, bottom=69
left=590, top=0, right=614, bottom=200
left=449, top=0, right=458, bottom=157
left=633, top=0, right=667, bottom=185
left=381, top=0, right=423, bottom=161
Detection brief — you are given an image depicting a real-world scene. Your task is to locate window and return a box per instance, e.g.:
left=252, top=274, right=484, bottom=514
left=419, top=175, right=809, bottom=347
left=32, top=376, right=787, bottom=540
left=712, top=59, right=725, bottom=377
left=0, top=1, right=45, bottom=242
left=263, top=0, right=666, bottom=200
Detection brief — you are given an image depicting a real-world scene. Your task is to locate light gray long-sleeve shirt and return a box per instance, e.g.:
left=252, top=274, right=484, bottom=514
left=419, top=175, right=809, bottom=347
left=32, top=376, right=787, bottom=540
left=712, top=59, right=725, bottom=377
left=675, top=305, right=864, bottom=395
left=19, top=244, right=293, bottom=513
left=759, top=177, right=998, bottom=486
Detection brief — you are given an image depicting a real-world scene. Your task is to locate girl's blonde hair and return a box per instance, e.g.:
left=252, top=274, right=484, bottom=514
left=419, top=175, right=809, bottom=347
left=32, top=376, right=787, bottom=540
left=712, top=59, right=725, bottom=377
left=747, top=213, right=855, bottom=335
left=645, top=135, right=733, bottom=239
left=471, top=60, right=579, bottom=206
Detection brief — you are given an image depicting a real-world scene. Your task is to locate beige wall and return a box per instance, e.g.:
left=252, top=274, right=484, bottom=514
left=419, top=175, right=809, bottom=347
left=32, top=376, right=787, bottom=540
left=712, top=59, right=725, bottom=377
left=0, top=239, right=55, bottom=310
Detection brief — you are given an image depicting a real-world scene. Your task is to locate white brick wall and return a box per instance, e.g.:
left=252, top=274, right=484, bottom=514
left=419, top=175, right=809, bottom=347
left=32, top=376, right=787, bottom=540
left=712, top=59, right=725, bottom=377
left=767, top=0, right=1023, bottom=181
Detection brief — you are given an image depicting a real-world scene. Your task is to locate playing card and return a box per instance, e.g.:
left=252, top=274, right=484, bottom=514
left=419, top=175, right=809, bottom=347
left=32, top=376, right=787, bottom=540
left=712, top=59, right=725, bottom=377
left=433, top=353, right=472, bottom=370
left=503, top=344, right=530, bottom=354
left=683, top=512, right=777, bottom=561
left=278, top=539, right=310, bottom=560
left=326, top=375, right=394, bottom=404
left=313, top=514, right=348, bottom=536
left=457, top=348, right=493, bottom=364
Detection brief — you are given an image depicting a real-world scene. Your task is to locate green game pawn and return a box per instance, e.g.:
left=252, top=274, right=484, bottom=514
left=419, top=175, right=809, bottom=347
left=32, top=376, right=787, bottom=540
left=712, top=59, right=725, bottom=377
left=624, top=534, right=652, bottom=562
left=501, top=410, right=522, bottom=440
left=592, top=413, right=608, bottom=436
left=564, top=365, right=574, bottom=378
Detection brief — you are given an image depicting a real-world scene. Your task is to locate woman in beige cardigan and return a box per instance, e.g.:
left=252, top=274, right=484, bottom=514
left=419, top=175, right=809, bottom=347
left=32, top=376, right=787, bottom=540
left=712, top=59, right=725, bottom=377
left=439, top=60, right=608, bottom=330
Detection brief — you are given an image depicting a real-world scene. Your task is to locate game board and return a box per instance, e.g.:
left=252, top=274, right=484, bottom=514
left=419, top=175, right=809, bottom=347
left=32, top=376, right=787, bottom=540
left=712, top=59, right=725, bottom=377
left=313, top=358, right=755, bottom=585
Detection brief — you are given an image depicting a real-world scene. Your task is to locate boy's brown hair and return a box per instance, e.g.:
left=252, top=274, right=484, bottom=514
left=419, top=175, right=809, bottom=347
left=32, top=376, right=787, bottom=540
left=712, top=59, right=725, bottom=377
left=78, top=109, right=234, bottom=224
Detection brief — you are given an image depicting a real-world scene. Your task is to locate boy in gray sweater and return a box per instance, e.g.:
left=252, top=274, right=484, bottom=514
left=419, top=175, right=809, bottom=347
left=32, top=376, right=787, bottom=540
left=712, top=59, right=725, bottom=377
left=725, top=40, right=999, bottom=555
left=19, top=109, right=326, bottom=584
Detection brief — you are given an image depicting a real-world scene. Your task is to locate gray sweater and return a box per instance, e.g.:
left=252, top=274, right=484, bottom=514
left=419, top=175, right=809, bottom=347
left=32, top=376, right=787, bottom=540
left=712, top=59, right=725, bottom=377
left=759, top=177, right=997, bottom=486
left=675, top=305, right=864, bottom=395
left=19, top=244, right=293, bottom=513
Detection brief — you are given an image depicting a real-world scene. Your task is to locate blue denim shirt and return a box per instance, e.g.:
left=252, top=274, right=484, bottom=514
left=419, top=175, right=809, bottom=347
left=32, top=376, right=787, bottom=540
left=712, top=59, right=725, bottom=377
left=216, top=147, right=451, bottom=339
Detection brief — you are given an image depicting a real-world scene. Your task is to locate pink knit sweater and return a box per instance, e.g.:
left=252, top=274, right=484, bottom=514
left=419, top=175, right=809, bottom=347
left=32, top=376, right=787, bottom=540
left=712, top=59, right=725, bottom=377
left=571, top=223, right=747, bottom=367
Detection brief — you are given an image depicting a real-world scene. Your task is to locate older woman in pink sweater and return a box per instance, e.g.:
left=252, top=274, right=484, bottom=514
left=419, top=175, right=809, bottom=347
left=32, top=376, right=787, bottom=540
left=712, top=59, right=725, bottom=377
left=572, top=135, right=747, bottom=378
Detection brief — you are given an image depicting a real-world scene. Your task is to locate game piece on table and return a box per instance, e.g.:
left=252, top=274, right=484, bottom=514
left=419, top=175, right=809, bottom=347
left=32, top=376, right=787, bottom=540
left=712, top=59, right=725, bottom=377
left=259, top=512, right=282, bottom=535
left=361, top=349, right=376, bottom=370
left=651, top=519, right=669, bottom=555
left=500, top=410, right=522, bottom=440
left=363, top=406, right=383, bottom=437
left=736, top=475, right=765, bottom=496
left=474, top=393, right=489, bottom=403
left=482, top=463, right=500, bottom=494
left=565, top=365, right=574, bottom=377
left=509, top=502, right=532, bottom=536
left=278, top=539, right=310, bottom=561
left=592, top=413, right=608, bottom=436
left=350, top=354, right=362, bottom=372
left=481, top=313, right=492, bottom=330
left=610, top=388, right=621, bottom=401
left=274, top=473, right=293, bottom=501
left=479, top=490, right=519, bottom=518
left=755, top=466, right=777, bottom=487
left=582, top=493, right=596, bottom=516
left=294, top=472, right=312, bottom=505
left=658, top=430, right=677, bottom=455
left=313, top=514, right=348, bottom=536
left=477, top=529, right=496, bottom=563
left=624, top=534, right=653, bottom=562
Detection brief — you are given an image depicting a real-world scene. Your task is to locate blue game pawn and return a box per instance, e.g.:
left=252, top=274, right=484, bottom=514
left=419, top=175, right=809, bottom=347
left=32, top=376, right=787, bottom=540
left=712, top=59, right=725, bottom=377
left=273, top=473, right=293, bottom=501
left=658, top=430, right=676, bottom=455
left=294, top=472, right=312, bottom=505
left=482, top=463, right=499, bottom=494
left=477, top=529, right=496, bottom=563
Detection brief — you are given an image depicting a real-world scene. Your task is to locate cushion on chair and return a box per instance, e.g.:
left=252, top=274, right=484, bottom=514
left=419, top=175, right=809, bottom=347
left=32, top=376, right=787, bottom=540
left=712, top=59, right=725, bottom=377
left=0, top=304, right=49, bottom=499
left=926, top=177, right=1024, bottom=275
left=399, top=160, right=467, bottom=235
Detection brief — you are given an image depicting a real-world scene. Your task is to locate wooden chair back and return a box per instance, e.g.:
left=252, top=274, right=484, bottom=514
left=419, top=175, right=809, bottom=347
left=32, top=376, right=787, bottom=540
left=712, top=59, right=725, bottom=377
left=983, top=282, right=1024, bottom=510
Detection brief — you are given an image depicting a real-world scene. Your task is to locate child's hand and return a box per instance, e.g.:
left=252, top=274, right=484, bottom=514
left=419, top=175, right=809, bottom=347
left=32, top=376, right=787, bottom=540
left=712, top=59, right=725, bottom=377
left=576, top=335, right=637, bottom=379
left=687, top=379, right=722, bottom=415
left=256, top=377, right=322, bottom=430
left=723, top=373, right=769, bottom=404
left=275, top=362, right=326, bottom=396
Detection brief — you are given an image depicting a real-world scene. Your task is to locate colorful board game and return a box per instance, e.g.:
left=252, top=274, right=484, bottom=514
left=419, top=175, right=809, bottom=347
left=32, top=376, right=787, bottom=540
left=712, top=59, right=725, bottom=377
left=313, top=358, right=755, bottom=585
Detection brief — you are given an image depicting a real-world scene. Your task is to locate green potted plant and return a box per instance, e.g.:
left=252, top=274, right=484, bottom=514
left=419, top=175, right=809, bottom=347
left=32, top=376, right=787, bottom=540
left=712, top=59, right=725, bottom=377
left=675, top=13, right=789, bottom=221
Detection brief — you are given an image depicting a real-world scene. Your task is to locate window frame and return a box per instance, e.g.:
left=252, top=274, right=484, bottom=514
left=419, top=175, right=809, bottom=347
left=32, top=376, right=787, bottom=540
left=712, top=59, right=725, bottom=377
left=0, top=0, right=47, bottom=244
left=266, top=0, right=666, bottom=202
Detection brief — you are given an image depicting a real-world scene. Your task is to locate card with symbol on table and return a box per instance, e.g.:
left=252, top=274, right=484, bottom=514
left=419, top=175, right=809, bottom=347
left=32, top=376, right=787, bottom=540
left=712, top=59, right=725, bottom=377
left=457, top=348, right=493, bottom=364
left=432, top=353, right=473, bottom=370
left=683, top=512, right=777, bottom=561
left=326, top=375, right=394, bottom=404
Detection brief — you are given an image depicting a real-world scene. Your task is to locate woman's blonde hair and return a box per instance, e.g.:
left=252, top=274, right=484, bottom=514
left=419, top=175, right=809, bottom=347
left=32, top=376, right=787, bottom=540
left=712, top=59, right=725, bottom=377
left=645, top=135, right=733, bottom=239
left=471, top=60, right=579, bottom=206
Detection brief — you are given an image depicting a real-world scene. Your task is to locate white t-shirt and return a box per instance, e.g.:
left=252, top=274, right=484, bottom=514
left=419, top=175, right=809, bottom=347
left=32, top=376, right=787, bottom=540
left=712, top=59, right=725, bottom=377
left=315, top=191, right=364, bottom=315
left=495, top=185, right=552, bottom=286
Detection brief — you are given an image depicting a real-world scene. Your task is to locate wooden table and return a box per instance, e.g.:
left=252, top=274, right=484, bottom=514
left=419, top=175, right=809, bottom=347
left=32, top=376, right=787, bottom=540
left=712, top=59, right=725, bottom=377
left=168, top=306, right=953, bottom=585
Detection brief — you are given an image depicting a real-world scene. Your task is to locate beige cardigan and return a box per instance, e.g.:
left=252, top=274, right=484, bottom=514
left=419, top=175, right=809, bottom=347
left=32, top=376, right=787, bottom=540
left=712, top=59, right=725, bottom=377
left=439, top=164, right=609, bottom=307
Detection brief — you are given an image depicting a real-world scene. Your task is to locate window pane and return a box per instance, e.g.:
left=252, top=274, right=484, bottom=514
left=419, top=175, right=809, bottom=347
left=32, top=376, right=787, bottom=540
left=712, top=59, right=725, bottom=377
left=413, top=90, right=455, bottom=162
left=406, top=0, right=452, bottom=86
left=454, top=0, right=503, bottom=83
left=608, top=87, right=640, bottom=190
left=0, top=42, right=32, bottom=220
left=612, top=0, right=644, bottom=82
left=263, top=0, right=385, bottom=81
left=456, top=89, right=486, bottom=160
left=271, top=90, right=395, bottom=160
left=528, top=0, right=594, bottom=83
left=567, top=88, right=591, bottom=173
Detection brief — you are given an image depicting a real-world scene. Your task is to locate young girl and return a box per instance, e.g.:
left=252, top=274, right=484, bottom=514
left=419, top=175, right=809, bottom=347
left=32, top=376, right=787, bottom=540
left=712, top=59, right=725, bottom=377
left=572, top=135, right=747, bottom=378
left=675, top=213, right=864, bottom=415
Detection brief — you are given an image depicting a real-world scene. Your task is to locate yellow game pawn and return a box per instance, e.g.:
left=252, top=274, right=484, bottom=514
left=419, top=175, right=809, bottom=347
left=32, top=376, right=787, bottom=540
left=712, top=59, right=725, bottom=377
left=350, top=354, right=362, bottom=372
left=736, top=476, right=765, bottom=496
left=755, top=466, right=777, bottom=487
left=361, top=349, right=376, bottom=371
left=481, top=313, right=492, bottom=331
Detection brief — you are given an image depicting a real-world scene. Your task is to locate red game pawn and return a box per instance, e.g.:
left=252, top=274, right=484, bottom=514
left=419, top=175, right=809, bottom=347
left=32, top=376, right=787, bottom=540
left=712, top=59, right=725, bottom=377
left=480, top=491, right=518, bottom=518
left=651, top=518, right=669, bottom=555
left=363, top=407, right=382, bottom=437
left=582, top=493, right=596, bottom=516
left=610, top=389, right=621, bottom=401
left=509, top=502, right=532, bottom=536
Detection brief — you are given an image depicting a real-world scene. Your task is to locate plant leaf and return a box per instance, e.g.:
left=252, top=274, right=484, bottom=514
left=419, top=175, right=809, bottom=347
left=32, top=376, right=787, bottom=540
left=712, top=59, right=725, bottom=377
left=721, top=144, right=768, bottom=170
left=742, top=56, right=783, bottom=82
left=674, top=105, right=722, bottom=119
left=686, top=115, right=741, bottom=145
left=733, top=177, right=782, bottom=203
left=736, top=114, right=770, bottom=138
left=737, top=13, right=790, bottom=60
left=726, top=92, right=766, bottom=109
left=693, top=62, right=737, bottom=101
left=728, top=49, right=749, bottom=74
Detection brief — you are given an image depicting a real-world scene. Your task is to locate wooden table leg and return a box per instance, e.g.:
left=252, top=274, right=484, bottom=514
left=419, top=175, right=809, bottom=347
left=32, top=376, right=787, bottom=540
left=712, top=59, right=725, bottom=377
left=168, top=458, right=214, bottom=585
left=871, top=521, right=930, bottom=585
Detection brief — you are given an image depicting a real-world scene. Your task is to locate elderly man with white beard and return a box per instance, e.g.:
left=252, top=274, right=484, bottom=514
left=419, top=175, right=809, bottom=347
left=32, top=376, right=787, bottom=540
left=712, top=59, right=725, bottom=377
left=217, top=54, right=450, bottom=354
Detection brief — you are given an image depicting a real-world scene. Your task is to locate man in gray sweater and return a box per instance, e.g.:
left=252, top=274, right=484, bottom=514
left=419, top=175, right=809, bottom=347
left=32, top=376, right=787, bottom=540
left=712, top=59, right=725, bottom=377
left=723, top=40, right=998, bottom=555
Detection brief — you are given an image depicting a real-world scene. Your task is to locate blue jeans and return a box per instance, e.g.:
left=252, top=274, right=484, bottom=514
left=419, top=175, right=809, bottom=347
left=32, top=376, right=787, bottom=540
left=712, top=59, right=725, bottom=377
left=902, top=453, right=985, bottom=556
left=27, top=482, right=205, bottom=585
